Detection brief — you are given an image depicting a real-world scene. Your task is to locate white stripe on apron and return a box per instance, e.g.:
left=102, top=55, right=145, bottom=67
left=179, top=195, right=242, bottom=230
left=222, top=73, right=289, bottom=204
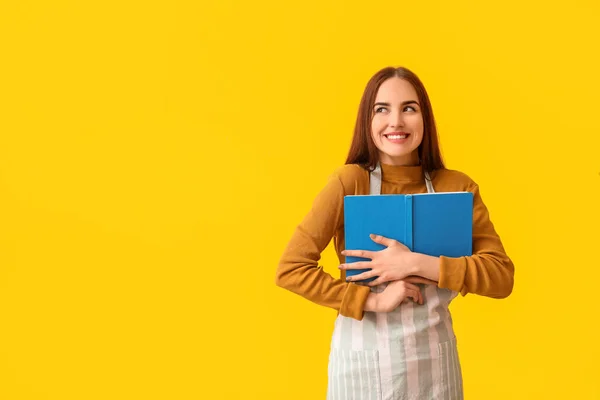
left=327, top=164, right=464, bottom=400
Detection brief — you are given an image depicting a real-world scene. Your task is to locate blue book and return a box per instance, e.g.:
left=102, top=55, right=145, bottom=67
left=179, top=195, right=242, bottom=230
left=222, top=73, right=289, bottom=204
left=343, top=192, right=473, bottom=283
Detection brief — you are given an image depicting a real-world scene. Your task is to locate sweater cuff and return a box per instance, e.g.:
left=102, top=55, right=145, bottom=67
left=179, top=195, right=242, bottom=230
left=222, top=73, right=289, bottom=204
left=339, top=283, right=370, bottom=320
left=438, top=256, right=467, bottom=294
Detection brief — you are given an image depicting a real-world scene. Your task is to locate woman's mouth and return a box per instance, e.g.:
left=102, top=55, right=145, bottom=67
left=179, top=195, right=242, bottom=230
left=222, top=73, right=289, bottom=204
left=384, top=132, right=410, bottom=142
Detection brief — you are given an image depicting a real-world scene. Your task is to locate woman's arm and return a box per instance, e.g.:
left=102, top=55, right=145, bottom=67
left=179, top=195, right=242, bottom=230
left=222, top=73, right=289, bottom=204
left=275, top=172, right=372, bottom=320
left=341, top=181, right=514, bottom=299
left=430, top=182, right=514, bottom=298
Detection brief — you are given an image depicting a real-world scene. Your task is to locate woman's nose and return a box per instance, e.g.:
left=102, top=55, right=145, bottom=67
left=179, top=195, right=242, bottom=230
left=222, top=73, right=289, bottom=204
left=389, top=111, right=404, bottom=128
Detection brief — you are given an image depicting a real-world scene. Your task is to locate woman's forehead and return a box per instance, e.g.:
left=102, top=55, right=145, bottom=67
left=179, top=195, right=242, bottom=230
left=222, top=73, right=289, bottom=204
left=375, top=78, right=418, bottom=101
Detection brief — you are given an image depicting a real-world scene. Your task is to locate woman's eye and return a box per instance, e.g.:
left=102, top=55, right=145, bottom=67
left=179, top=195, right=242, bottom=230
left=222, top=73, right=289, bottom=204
left=404, top=106, right=416, bottom=112
left=375, top=107, right=387, bottom=113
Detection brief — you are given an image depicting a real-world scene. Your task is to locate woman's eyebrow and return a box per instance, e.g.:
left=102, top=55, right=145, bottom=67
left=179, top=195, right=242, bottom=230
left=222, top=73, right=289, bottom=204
left=373, top=100, right=419, bottom=107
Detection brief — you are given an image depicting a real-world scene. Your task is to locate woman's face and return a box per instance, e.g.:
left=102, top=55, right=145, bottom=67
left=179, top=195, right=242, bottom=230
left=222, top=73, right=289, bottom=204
left=370, top=77, right=424, bottom=166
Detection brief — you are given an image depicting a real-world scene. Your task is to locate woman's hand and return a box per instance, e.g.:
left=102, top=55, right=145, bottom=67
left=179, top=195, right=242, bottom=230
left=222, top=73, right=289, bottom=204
left=340, top=234, right=418, bottom=286
left=365, top=279, right=423, bottom=312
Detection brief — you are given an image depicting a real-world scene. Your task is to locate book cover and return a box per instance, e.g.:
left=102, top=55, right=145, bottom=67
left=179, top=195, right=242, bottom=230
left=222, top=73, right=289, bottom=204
left=343, top=192, right=473, bottom=283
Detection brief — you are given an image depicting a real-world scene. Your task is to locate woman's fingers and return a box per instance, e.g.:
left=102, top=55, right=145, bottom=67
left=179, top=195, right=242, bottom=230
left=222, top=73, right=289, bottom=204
left=404, top=287, right=419, bottom=303
left=339, top=261, right=371, bottom=270
left=369, top=279, right=426, bottom=304
left=378, top=279, right=426, bottom=310
left=409, top=287, right=420, bottom=302
left=341, top=249, right=376, bottom=260
left=345, top=270, right=375, bottom=282
left=369, top=234, right=399, bottom=247
left=403, top=282, right=423, bottom=304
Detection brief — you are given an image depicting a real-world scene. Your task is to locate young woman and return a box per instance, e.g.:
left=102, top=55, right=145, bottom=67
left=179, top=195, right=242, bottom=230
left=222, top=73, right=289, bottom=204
left=275, top=66, right=514, bottom=400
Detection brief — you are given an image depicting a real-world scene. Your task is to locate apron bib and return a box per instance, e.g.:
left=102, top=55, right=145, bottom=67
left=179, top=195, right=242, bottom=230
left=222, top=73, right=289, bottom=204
left=327, top=164, right=464, bottom=400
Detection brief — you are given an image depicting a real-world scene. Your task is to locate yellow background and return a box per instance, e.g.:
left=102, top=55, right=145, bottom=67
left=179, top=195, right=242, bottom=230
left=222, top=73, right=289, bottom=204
left=1, top=0, right=599, bottom=399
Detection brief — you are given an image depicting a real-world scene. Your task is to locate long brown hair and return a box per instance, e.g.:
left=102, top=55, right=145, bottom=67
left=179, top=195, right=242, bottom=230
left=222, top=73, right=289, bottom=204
left=345, top=67, right=444, bottom=173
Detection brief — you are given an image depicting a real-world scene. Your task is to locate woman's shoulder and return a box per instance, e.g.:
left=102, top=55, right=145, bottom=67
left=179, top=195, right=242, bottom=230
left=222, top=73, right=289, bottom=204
left=432, top=168, right=478, bottom=191
left=331, top=163, right=369, bottom=182
left=329, top=164, right=369, bottom=193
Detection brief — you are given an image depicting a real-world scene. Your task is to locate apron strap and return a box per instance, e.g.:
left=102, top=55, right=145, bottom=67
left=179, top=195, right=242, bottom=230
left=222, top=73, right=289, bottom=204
left=424, top=171, right=435, bottom=194
left=369, top=163, right=382, bottom=195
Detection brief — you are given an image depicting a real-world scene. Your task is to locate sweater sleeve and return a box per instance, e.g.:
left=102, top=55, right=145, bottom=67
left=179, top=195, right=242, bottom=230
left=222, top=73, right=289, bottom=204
left=275, top=173, right=371, bottom=320
left=438, top=182, right=515, bottom=298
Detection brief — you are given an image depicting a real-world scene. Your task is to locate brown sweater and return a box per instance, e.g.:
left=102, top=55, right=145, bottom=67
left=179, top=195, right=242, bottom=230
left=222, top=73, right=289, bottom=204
left=275, top=163, right=514, bottom=320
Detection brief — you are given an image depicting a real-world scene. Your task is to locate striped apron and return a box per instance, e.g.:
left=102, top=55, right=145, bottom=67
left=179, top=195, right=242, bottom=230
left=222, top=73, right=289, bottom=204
left=327, top=164, right=464, bottom=400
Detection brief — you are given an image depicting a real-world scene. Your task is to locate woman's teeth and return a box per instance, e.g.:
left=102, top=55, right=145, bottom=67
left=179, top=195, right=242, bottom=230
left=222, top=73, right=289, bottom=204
left=386, top=134, right=408, bottom=139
